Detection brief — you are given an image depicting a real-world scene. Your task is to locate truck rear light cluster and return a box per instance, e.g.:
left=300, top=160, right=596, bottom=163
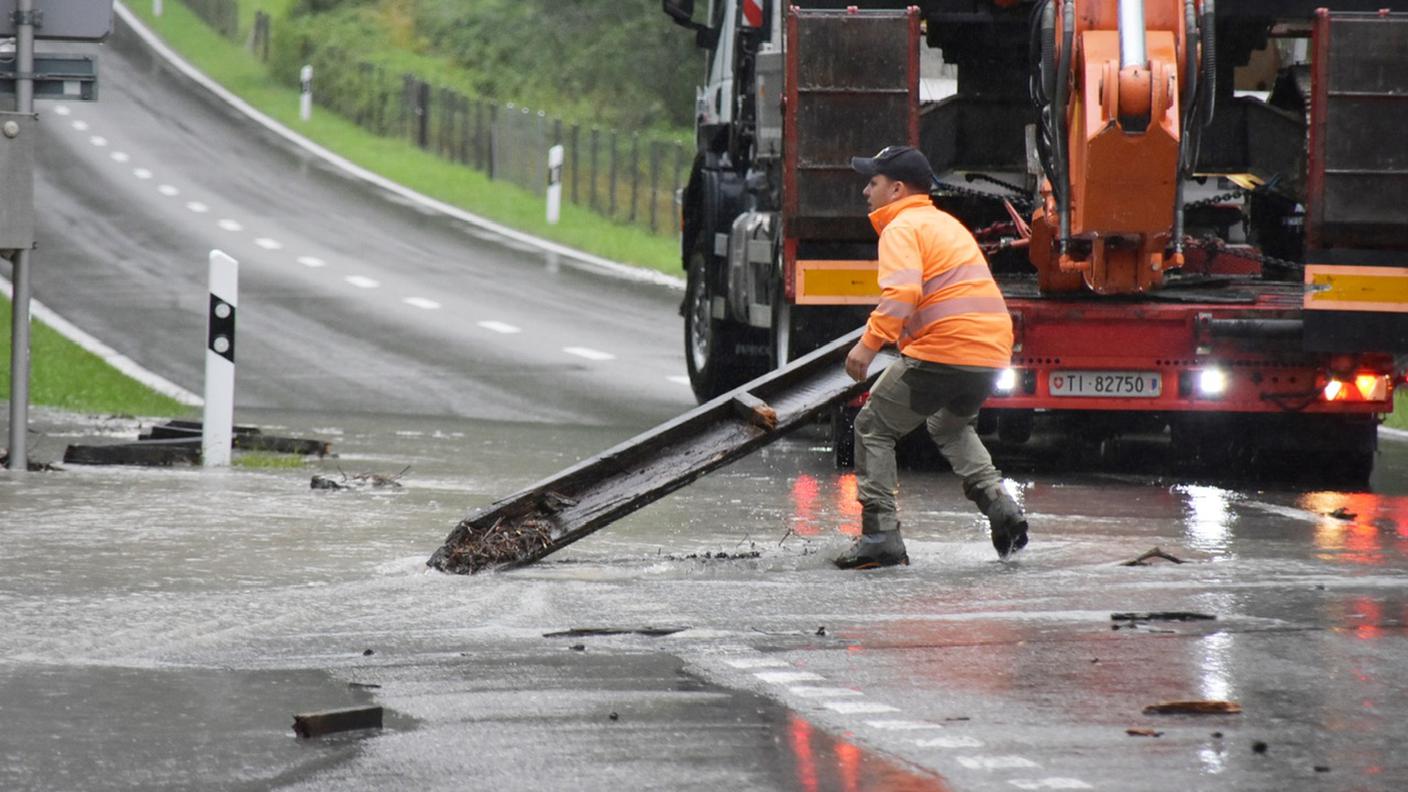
left=1322, top=374, right=1391, bottom=402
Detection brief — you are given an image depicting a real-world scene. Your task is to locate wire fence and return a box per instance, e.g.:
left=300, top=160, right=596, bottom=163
left=181, top=0, right=690, bottom=236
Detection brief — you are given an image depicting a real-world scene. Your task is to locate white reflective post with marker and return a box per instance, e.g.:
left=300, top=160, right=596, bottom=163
left=203, top=250, right=238, bottom=467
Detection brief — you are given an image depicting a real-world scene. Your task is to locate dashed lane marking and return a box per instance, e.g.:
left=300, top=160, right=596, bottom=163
left=110, top=151, right=130, bottom=163
left=157, top=185, right=179, bottom=196
left=478, top=321, right=521, bottom=335
left=89, top=135, right=108, bottom=147
left=754, top=670, right=824, bottom=684
left=53, top=105, right=71, bottom=116
left=345, top=275, right=380, bottom=289
left=787, top=686, right=863, bottom=699
left=218, top=219, right=243, bottom=232
left=133, top=168, right=153, bottom=179
left=71, top=120, right=88, bottom=131
left=254, top=237, right=283, bottom=250
left=957, top=756, right=1040, bottom=771
left=866, top=720, right=947, bottom=731
left=297, top=256, right=326, bottom=268
left=915, top=736, right=984, bottom=749
left=1008, top=780, right=1093, bottom=790
left=724, top=658, right=790, bottom=669
left=823, top=701, right=901, bottom=715
left=403, top=297, right=441, bottom=310
left=186, top=201, right=209, bottom=214
left=564, top=347, right=615, bottom=362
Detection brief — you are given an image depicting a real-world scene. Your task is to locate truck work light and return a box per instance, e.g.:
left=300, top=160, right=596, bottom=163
left=1197, top=368, right=1228, bottom=397
left=995, top=368, right=1018, bottom=394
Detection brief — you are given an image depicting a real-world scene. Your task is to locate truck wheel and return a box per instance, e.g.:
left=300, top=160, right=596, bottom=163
left=684, top=252, right=761, bottom=402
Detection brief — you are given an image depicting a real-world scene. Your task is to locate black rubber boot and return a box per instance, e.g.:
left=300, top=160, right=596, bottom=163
left=834, top=529, right=909, bottom=570
left=966, top=482, right=1029, bottom=560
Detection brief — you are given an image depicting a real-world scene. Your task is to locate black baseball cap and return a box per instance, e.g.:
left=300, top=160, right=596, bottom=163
left=850, top=145, right=934, bottom=187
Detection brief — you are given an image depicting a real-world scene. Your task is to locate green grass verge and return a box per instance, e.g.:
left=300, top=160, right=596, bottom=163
left=233, top=451, right=307, bottom=468
left=0, top=295, right=190, bottom=417
left=1386, top=388, right=1408, bottom=430
left=125, top=2, right=682, bottom=274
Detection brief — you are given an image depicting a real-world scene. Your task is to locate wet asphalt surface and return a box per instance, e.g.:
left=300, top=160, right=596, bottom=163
left=5, top=15, right=1408, bottom=792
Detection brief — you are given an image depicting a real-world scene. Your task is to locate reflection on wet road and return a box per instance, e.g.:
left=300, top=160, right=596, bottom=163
left=4, top=409, right=1408, bottom=790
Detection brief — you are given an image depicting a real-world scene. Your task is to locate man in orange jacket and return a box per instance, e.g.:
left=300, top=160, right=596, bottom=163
left=836, top=145, right=1029, bottom=569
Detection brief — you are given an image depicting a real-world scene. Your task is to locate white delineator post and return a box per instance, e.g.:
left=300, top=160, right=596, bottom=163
left=546, top=143, right=564, bottom=225
left=203, top=250, right=238, bottom=467
left=153, top=0, right=163, bottom=16
left=299, top=65, right=313, bottom=122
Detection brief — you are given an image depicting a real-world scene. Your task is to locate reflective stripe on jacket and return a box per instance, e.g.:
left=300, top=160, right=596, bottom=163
left=859, top=194, right=1013, bottom=368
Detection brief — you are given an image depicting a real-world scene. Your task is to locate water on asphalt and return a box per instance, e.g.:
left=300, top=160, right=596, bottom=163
left=3, top=407, right=1408, bottom=790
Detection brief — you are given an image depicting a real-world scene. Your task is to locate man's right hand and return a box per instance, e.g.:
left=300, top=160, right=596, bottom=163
left=845, top=342, right=879, bottom=382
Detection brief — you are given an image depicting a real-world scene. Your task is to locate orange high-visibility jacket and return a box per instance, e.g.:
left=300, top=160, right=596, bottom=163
left=859, top=194, right=1013, bottom=368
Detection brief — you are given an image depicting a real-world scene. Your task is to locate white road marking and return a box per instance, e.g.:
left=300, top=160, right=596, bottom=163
left=157, top=185, right=179, bottom=197
left=1009, top=780, right=1093, bottom=790
left=754, top=671, right=824, bottom=684
left=133, top=168, right=153, bottom=180
left=915, top=736, right=984, bottom=749
left=297, top=256, right=326, bottom=268
left=403, top=297, right=441, bottom=310
left=957, top=756, right=1040, bottom=771
left=254, top=237, right=283, bottom=250
left=53, top=105, right=71, bottom=116
left=71, top=120, right=88, bottom=131
left=345, top=275, right=380, bottom=289
left=788, top=686, right=862, bottom=699
left=217, top=219, right=243, bottom=231
left=89, top=135, right=108, bottom=147
left=186, top=201, right=209, bottom=214
left=564, top=346, right=615, bottom=362
left=110, top=151, right=130, bottom=163
left=823, top=701, right=900, bottom=715
left=866, top=720, right=946, bottom=731
left=724, top=657, right=791, bottom=669
left=478, top=321, right=521, bottom=335
left=667, top=375, right=691, bottom=386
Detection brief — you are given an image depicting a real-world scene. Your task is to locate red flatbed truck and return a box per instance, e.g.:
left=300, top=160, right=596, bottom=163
left=663, top=0, right=1407, bottom=484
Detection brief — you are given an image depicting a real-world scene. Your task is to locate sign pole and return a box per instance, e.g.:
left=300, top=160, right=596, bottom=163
left=6, top=0, right=35, bottom=471
left=202, top=250, right=238, bottom=467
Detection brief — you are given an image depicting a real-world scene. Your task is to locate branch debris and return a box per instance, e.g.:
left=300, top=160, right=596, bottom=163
left=436, top=515, right=556, bottom=574
left=311, top=466, right=410, bottom=490
left=1121, top=546, right=1186, bottom=566
left=1143, top=700, right=1242, bottom=715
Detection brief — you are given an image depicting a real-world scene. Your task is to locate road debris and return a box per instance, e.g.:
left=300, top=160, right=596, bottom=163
left=292, top=706, right=383, bottom=738
left=1143, top=700, right=1242, bottom=715
left=1112, top=612, right=1216, bottom=623
left=311, top=466, right=410, bottom=491
left=1120, top=546, right=1186, bottom=566
left=1252, top=740, right=1269, bottom=754
left=435, top=515, right=555, bottom=572
left=542, top=626, right=688, bottom=638
left=666, top=550, right=762, bottom=561
left=1126, top=727, right=1164, bottom=737
left=1, top=451, right=61, bottom=471
left=1328, top=507, right=1357, bottom=520
left=65, top=421, right=331, bottom=467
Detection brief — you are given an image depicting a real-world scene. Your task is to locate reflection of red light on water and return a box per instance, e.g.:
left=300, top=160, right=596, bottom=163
left=837, top=740, right=861, bottom=792
left=789, top=715, right=818, bottom=792
left=1352, top=597, right=1384, bottom=640
left=791, top=474, right=821, bottom=536
left=837, top=473, right=861, bottom=537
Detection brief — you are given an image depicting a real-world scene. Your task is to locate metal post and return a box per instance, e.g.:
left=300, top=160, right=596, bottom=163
left=203, top=251, right=238, bottom=467
left=608, top=132, right=619, bottom=217
left=589, top=128, right=599, bottom=210
left=649, top=141, right=661, bottom=232
left=7, top=0, right=35, bottom=471
left=569, top=124, right=580, bottom=205
left=628, top=134, right=640, bottom=223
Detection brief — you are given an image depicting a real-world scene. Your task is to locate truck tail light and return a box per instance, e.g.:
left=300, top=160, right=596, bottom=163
left=1322, top=374, right=1391, bottom=402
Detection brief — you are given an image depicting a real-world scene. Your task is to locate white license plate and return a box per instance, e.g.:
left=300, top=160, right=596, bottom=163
left=1049, top=371, right=1162, bottom=398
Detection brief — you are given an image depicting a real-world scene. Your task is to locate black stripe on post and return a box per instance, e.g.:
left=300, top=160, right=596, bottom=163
left=208, top=295, right=236, bottom=363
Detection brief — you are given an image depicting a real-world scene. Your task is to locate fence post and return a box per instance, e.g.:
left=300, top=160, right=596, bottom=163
left=570, top=124, right=580, bottom=205
left=649, top=141, right=661, bottom=233
left=487, top=103, right=498, bottom=180
left=589, top=128, right=599, bottom=211
left=416, top=81, right=430, bottom=149
left=608, top=132, right=619, bottom=218
left=629, top=134, right=640, bottom=224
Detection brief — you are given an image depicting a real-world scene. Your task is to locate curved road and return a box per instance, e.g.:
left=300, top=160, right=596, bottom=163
left=25, top=19, right=692, bottom=427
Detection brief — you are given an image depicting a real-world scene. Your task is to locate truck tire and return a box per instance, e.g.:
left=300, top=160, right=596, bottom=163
left=684, top=252, right=763, bottom=402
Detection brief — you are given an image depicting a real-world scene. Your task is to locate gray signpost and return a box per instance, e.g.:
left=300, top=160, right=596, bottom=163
left=3, top=0, right=111, bottom=471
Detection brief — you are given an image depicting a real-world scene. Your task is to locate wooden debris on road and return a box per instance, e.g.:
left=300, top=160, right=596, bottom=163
left=1121, top=546, right=1186, bottom=566
left=1126, top=727, right=1164, bottom=737
left=731, top=392, right=778, bottom=430
left=1112, top=612, right=1216, bottom=623
left=64, top=440, right=199, bottom=467
left=292, top=706, right=383, bottom=738
left=311, top=466, right=409, bottom=491
left=436, top=515, right=555, bottom=573
left=1143, top=700, right=1243, bottom=715
left=542, top=626, right=688, bottom=638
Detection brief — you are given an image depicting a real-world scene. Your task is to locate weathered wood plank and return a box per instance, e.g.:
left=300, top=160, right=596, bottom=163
left=292, top=706, right=384, bottom=738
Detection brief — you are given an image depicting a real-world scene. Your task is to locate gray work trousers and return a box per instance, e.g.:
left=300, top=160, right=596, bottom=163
left=853, top=356, right=1004, bottom=534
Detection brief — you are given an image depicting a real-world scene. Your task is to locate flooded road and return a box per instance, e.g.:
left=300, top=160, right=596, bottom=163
left=3, top=408, right=1407, bottom=790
